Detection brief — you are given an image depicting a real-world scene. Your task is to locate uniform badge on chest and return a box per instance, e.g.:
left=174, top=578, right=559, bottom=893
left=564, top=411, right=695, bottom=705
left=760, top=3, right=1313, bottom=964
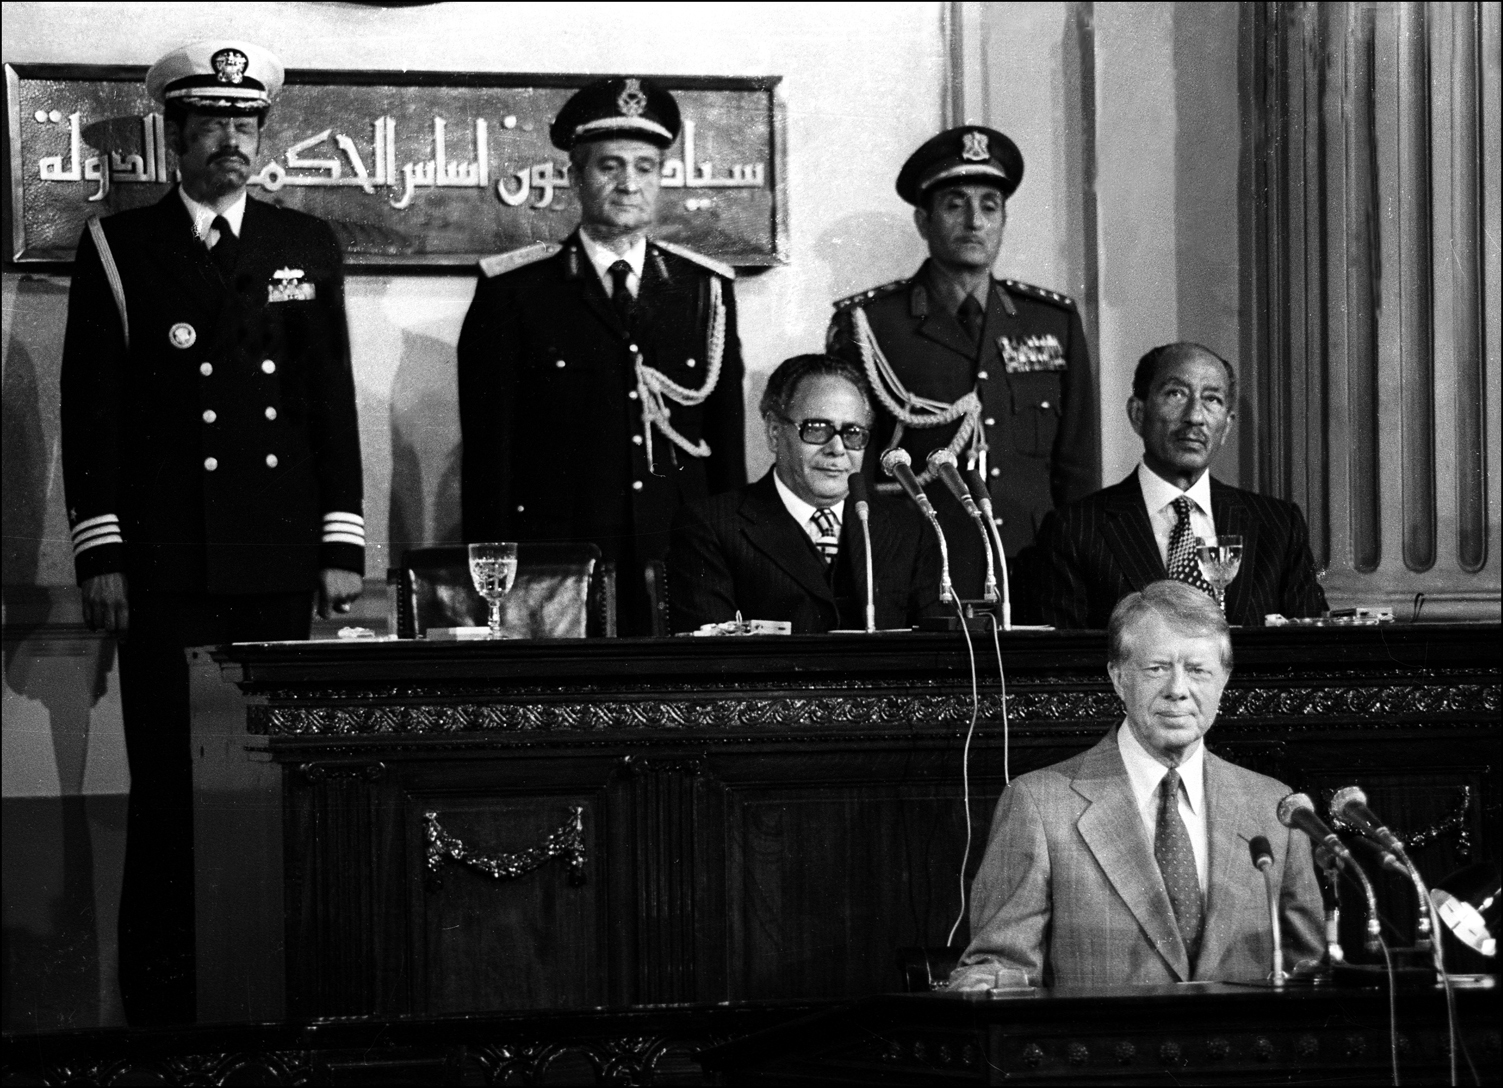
left=168, top=322, right=197, bottom=349
left=999, top=334, right=1066, bottom=373
left=268, top=267, right=315, bottom=303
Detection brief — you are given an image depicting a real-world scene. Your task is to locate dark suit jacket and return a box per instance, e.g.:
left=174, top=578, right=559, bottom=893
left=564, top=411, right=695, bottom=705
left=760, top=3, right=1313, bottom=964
left=61, top=190, right=363, bottom=593
left=458, top=230, right=745, bottom=569
left=1035, top=473, right=1328, bottom=628
left=954, top=728, right=1324, bottom=987
left=666, top=472, right=941, bottom=633
left=827, top=263, right=1099, bottom=566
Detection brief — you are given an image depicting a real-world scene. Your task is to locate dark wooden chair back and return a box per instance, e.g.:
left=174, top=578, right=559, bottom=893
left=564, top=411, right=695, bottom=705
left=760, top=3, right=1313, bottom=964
left=397, top=544, right=615, bottom=639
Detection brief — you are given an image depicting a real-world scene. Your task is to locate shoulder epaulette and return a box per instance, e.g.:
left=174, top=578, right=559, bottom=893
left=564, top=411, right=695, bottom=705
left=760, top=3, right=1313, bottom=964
left=651, top=239, right=735, bottom=280
left=478, top=241, right=562, bottom=278
left=1001, top=278, right=1076, bottom=308
left=833, top=279, right=908, bottom=311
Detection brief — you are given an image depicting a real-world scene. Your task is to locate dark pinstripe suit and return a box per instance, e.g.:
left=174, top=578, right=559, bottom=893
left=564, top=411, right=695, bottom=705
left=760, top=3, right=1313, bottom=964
left=1035, top=473, right=1328, bottom=628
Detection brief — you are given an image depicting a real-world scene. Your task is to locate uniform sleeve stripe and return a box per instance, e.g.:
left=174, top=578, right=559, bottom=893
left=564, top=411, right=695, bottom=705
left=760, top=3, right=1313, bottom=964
left=73, top=534, right=123, bottom=556
left=71, top=513, right=120, bottom=535
left=322, top=512, right=365, bottom=527
left=73, top=524, right=124, bottom=546
left=322, top=532, right=366, bottom=547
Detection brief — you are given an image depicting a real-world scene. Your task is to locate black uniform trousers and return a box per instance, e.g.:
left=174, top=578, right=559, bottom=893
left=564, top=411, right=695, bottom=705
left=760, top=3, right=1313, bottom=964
left=116, top=590, right=309, bottom=1025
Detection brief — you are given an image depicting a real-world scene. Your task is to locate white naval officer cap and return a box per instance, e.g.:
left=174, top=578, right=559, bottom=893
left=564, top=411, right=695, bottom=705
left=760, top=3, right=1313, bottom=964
left=146, top=40, right=285, bottom=113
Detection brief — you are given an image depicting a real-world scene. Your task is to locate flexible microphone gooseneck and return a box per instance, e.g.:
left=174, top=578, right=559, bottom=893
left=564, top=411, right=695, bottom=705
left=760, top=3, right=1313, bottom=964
left=881, top=448, right=954, bottom=604
left=847, top=473, right=876, bottom=634
left=1249, top=835, right=1286, bottom=983
left=962, top=466, right=1011, bottom=630
left=1330, top=787, right=1438, bottom=949
left=1279, top=793, right=1378, bottom=952
left=927, top=449, right=997, bottom=603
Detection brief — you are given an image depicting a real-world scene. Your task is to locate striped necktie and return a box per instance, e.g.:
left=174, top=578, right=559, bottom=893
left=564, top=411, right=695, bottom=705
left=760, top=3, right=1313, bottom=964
left=811, top=506, right=840, bottom=567
left=1166, top=496, right=1215, bottom=597
left=1155, top=767, right=1204, bottom=963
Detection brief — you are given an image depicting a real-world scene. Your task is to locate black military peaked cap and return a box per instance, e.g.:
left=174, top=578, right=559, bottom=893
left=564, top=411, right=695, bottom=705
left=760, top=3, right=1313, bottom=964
left=550, top=76, right=682, bottom=150
left=896, top=125, right=1024, bottom=205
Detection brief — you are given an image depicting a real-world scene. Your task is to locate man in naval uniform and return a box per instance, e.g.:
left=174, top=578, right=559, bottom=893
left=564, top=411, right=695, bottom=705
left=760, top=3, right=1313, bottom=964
left=459, top=77, right=746, bottom=636
left=827, top=127, right=1098, bottom=609
left=60, top=40, right=364, bottom=1024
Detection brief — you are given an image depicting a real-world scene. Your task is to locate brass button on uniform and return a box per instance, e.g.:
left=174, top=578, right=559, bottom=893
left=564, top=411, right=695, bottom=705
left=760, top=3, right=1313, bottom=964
left=516, top=504, right=525, bottom=513
left=628, top=343, right=639, bottom=354
left=631, top=435, right=643, bottom=446
left=264, top=406, right=277, bottom=420
left=990, top=467, right=1001, bottom=478
left=977, top=369, right=990, bottom=380
left=200, top=362, right=213, bottom=377
left=628, top=390, right=639, bottom=400
left=686, top=357, right=697, bottom=368
left=984, top=416, right=995, bottom=426
left=631, top=480, right=643, bottom=491
left=555, top=359, right=566, bottom=369
left=1040, top=400, right=1051, bottom=410
left=265, top=454, right=278, bottom=468
left=204, top=457, right=218, bottom=472
left=202, top=409, right=217, bottom=424
left=261, top=359, right=276, bottom=374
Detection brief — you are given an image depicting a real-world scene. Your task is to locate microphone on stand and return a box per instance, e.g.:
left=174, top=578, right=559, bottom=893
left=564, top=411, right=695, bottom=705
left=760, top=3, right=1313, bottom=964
left=1311, top=845, right=1347, bottom=966
left=1331, top=787, right=1442, bottom=958
left=847, top=473, right=876, bottom=634
left=927, top=449, right=997, bottom=603
left=962, top=466, right=1011, bottom=631
left=881, top=449, right=954, bottom=604
left=1279, top=791, right=1379, bottom=952
left=1277, top=793, right=1356, bottom=867
left=1249, top=835, right=1286, bottom=983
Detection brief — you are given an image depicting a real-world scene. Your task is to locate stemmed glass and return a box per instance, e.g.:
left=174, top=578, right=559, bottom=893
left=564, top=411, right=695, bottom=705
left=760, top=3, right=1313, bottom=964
left=1195, top=535, right=1243, bottom=613
left=467, top=542, right=519, bottom=638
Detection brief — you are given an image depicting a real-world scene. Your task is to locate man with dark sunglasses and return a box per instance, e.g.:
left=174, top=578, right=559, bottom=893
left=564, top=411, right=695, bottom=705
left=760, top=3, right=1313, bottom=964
left=667, top=354, right=941, bottom=633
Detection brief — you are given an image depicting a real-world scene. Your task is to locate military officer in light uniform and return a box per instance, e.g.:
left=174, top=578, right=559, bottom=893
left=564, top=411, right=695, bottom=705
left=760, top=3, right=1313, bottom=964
left=828, top=126, right=1098, bottom=608
left=459, top=77, right=745, bottom=636
left=60, top=40, right=364, bottom=1023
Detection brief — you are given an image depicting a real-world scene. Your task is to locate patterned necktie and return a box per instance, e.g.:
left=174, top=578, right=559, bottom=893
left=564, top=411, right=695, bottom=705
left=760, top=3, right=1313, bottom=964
left=1166, top=496, right=1215, bottom=597
left=609, top=260, right=635, bottom=325
left=1155, top=768, right=1204, bottom=962
left=957, top=295, right=984, bottom=345
left=811, top=506, right=840, bottom=567
left=210, top=215, right=239, bottom=281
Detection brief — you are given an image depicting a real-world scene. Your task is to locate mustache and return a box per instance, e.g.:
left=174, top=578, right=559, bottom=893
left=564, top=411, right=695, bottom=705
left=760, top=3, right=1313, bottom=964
left=209, top=149, right=250, bottom=166
left=1173, top=427, right=1208, bottom=443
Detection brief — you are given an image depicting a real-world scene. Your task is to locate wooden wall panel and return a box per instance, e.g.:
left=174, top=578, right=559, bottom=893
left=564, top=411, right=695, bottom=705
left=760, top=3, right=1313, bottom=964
left=1246, top=1, right=1501, bottom=616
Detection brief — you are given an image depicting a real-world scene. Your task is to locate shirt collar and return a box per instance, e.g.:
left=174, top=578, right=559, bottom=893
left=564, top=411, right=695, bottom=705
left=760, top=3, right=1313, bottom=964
left=178, top=186, right=247, bottom=243
left=924, top=261, right=990, bottom=315
left=772, top=470, right=841, bottom=528
left=1136, top=460, right=1214, bottom=521
left=1117, top=719, right=1205, bottom=816
left=577, top=228, right=647, bottom=288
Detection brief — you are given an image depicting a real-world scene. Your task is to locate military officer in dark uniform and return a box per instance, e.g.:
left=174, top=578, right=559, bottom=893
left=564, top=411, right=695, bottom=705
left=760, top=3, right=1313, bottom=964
left=459, top=77, right=745, bottom=636
left=828, top=126, right=1098, bottom=608
left=60, top=40, right=364, bottom=1024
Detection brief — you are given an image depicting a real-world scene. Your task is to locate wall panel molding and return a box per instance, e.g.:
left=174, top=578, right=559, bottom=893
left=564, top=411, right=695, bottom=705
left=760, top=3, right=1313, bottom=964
left=1243, top=0, right=1501, bottom=616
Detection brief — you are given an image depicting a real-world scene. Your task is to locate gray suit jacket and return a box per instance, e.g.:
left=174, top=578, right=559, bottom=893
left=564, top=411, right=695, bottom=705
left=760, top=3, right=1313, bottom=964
left=955, top=728, right=1323, bottom=987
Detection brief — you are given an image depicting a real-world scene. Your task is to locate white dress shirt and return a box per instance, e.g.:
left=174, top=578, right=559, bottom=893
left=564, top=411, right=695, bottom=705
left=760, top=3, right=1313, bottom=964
left=1136, top=462, right=1217, bottom=569
left=578, top=229, right=646, bottom=300
left=1117, top=721, right=1209, bottom=893
left=772, top=471, right=842, bottom=547
left=179, top=187, right=246, bottom=249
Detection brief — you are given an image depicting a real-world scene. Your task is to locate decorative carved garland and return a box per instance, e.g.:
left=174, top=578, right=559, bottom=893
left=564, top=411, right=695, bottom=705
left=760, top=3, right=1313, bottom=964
left=247, top=680, right=1499, bottom=737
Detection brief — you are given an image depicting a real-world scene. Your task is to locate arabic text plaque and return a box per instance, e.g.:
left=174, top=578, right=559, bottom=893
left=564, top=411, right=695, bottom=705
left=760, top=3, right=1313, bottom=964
left=5, top=65, right=787, bottom=269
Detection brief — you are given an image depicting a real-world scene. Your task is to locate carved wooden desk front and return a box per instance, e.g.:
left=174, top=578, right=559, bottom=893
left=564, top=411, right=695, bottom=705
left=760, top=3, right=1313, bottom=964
left=189, top=625, right=1499, bottom=1023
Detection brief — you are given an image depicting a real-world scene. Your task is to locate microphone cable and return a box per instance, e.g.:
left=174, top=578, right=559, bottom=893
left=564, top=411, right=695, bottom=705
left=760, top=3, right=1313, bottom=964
left=944, top=596, right=981, bottom=949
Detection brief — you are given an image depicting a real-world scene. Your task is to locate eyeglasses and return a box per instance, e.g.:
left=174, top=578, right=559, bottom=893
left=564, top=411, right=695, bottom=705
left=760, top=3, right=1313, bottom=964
left=780, top=416, right=871, bottom=450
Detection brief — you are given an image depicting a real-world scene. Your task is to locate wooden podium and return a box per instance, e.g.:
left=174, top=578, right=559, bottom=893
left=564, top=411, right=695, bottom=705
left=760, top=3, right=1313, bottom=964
left=700, top=982, right=1502, bottom=1084
left=188, top=625, right=1499, bottom=1024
